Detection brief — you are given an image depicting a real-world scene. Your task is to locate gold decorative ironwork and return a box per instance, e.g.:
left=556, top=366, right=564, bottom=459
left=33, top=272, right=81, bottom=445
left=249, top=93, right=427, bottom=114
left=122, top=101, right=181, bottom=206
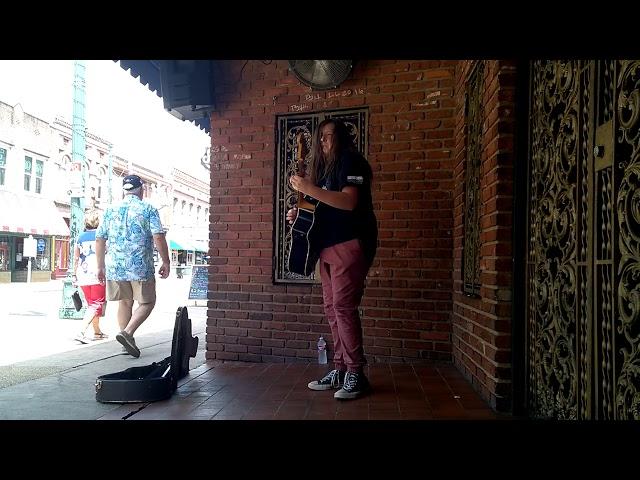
left=463, top=62, right=484, bottom=297
left=528, top=60, right=580, bottom=419
left=578, top=63, right=592, bottom=419
left=528, top=60, right=640, bottom=420
left=274, top=109, right=368, bottom=283
left=594, top=60, right=617, bottom=419
left=615, top=60, right=640, bottom=419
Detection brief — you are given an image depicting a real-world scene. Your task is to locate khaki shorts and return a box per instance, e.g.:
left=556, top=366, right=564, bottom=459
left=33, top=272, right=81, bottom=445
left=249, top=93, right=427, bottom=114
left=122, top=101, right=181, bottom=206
left=106, top=278, right=156, bottom=304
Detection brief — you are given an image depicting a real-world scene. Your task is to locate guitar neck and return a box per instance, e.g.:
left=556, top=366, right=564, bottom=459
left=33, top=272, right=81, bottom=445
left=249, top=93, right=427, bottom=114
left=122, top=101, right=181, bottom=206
left=294, top=132, right=315, bottom=211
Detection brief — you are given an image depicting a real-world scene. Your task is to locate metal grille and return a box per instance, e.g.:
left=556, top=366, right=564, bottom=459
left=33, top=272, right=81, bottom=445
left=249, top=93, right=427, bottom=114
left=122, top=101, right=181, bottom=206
left=463, top=62, right=484, bottom=297
left=273, top=109, right=368, bottom=284
left=527, top=60, right=581, bottom=419
left=613, top=60, right=640, bottom=420
left=527, top=60, right=640, bottom=419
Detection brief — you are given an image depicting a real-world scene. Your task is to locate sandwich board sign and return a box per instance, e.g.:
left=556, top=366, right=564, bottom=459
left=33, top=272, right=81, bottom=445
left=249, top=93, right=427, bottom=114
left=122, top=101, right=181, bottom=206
left=188, top=265, right=208, bottom=300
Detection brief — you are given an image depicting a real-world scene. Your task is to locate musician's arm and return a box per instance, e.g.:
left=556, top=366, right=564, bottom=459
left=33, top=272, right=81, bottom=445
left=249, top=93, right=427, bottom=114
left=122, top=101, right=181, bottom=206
left=304, top=184, right=358, bottom=211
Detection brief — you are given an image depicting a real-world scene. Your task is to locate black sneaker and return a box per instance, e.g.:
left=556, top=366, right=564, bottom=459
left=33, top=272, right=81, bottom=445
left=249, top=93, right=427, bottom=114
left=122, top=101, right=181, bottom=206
left=307, top=369, right=346, bottom=391
left=334, top=371, right=370, bottom=400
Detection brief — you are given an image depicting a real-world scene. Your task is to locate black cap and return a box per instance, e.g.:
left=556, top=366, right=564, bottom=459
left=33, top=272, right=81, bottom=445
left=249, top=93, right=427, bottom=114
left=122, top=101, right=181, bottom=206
left=122, top=174, right=143, bottom=190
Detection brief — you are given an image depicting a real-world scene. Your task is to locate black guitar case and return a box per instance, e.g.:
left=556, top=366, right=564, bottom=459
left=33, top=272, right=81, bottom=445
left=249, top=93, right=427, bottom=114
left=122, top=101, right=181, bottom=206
left=95, top=306, right=199, bottom=403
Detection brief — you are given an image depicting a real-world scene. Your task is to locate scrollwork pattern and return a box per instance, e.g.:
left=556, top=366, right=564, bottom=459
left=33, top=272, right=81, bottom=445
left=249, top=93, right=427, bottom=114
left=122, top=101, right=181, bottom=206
left=529, top=60, right=579, bottom=419
left=616, top=60, right=640, bottom=419
left=463, top=62, right=483, bottom=295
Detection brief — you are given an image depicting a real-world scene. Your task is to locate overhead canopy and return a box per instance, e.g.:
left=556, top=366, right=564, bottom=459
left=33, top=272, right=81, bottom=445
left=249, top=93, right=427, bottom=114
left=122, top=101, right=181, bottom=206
left=169, top=239, right=193, bottom=251
left=168, top=238, right=208, bottom=252
left=0, top=191, right=70, bottom=237
left=117, top=60, right=212, bottom=134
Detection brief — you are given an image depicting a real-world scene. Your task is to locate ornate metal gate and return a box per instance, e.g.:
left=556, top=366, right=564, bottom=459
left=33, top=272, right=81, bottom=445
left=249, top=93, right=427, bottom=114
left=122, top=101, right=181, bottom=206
left=527, top=60, right=640, bottom=419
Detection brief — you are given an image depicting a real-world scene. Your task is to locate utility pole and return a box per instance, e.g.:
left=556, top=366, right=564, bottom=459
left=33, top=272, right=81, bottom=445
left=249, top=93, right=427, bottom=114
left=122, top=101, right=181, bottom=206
left=107, top=143, right=113, bottom=205
left=59, top=60, right=87, bottom=319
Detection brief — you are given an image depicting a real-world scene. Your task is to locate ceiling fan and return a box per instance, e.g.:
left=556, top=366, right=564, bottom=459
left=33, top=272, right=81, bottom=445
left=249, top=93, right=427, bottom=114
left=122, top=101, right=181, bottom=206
left=288, top=60, right=353, bottom=90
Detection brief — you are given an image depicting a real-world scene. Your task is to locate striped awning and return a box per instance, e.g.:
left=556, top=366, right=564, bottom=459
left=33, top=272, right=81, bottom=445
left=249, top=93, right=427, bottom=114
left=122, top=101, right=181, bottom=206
left=0, top=191, right=70, bottom=237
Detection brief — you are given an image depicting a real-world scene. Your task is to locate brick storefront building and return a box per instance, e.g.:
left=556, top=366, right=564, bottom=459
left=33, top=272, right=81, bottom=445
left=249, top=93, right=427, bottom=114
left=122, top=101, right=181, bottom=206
left=199, top=60, right=516, bottom=412
left=122, top=59, right=640, bottom=419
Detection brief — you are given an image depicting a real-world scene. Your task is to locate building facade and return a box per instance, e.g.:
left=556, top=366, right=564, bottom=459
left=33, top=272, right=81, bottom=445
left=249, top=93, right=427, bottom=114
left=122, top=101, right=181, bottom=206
left=0, top=101, right=210, bottom=282
left=0, top=102, right=69, bottom=282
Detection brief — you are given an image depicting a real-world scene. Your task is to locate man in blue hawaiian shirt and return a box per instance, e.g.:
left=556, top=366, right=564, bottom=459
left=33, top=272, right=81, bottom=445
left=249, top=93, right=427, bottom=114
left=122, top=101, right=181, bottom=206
left=95, top=174, right=171, bottom=357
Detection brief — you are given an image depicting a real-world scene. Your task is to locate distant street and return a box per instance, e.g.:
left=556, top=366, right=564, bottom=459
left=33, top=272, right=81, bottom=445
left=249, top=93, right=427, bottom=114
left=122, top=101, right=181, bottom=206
left=0, top=272, right=207, bottom=366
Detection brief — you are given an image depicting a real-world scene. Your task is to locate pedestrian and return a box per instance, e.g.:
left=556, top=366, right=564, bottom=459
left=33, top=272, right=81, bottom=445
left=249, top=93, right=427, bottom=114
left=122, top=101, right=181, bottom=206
left=95, top=174, right=171, bottom=357
left=287, top=118, right=378, bottom=400
left=73, top=208, right=108, bottom=343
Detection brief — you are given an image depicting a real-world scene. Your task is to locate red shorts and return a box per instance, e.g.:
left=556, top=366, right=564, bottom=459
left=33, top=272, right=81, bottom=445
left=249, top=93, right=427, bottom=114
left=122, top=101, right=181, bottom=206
left=80, top=284, right=106, bottom=316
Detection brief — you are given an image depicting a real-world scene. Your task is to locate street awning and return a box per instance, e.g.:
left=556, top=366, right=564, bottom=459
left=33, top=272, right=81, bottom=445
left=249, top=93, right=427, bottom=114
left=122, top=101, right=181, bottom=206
left=0, top=191, right=70, bottom=237
left=117, top=60, right=212, bottom=134
left=169, top=239, right=194, bottom=251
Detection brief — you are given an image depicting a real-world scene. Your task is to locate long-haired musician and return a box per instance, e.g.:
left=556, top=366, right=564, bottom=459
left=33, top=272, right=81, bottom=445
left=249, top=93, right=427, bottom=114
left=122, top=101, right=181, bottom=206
left=287, top=118, right=377, bottom=400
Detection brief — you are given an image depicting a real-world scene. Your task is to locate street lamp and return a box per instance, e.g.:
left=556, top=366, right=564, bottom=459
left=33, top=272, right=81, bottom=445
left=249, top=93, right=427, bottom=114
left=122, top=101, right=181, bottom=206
left=59, top=60, right=87, bottom=319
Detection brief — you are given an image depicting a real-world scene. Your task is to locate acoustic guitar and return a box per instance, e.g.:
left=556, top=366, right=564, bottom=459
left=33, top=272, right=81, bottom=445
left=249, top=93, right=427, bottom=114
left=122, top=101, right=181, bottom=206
left=287, top=132, right=320, bottom=276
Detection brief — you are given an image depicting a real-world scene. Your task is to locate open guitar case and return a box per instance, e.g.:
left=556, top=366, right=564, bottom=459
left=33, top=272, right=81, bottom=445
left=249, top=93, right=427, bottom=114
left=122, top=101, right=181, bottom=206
left=95, top=306, right=199, bottom=403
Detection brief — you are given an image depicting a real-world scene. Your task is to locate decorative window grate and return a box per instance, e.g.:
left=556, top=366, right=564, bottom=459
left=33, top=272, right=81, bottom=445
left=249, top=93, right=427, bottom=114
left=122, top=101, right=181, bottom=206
left=463, top=62, right=484, bottom=297
left=273, top=108, right=368, bottom=283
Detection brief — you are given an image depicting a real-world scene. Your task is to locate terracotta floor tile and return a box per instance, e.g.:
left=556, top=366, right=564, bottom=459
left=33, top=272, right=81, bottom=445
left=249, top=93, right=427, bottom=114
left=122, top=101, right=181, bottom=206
left=129, top=361, right=497, bottom=421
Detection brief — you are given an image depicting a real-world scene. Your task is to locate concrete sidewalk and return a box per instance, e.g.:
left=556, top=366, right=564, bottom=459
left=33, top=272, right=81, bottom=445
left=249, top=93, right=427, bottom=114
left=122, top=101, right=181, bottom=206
left=0, top=307, right=208, bottom=420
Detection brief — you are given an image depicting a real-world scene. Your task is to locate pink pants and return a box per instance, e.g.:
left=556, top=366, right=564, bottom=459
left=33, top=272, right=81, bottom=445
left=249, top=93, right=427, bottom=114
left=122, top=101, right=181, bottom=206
left=319, top=238, right=369, bottom=373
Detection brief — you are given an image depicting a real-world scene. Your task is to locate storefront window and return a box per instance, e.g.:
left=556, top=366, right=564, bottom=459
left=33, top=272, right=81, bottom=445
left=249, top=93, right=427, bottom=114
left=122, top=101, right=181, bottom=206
left=34, top=237, right=50, bottom=271
left=0, top=236, right=10, bottom=271
left=54, top=236, right=69, bottom=272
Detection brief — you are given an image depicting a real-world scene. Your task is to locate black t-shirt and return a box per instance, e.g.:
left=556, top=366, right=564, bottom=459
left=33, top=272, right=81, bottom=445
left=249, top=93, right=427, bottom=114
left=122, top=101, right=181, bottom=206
left=309, top=150, right=378, bottom=266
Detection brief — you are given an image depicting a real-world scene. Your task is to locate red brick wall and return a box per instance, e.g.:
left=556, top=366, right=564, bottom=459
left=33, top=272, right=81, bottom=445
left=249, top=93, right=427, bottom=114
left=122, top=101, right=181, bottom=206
left=206, top=60, right=456, bottom=365
left=452, top=60, right=516, bottom=411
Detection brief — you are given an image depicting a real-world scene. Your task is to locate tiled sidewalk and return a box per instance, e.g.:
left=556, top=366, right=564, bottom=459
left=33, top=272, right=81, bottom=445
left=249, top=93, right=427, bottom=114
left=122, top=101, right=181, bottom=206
left=100, top=361, right=500, bottom=420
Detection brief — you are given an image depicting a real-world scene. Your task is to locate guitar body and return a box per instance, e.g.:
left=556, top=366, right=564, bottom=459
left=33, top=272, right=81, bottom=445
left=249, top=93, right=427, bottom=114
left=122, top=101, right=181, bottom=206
left=287, top=131, right=320, bottom=276
left=288, top=198, right=319, bottom=276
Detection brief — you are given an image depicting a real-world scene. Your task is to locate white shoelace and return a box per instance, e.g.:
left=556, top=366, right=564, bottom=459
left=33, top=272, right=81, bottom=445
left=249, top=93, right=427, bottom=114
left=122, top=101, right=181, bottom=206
left=344, top=372, right=357, bottom=390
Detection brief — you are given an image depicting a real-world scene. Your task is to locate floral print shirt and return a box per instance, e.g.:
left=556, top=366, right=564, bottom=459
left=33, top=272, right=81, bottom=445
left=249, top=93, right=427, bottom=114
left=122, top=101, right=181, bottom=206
left=96, top=195, right=164, bottom=281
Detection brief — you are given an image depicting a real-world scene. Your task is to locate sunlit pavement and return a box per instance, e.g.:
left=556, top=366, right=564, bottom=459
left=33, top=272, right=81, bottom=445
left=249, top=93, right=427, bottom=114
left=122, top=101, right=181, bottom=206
left=0, top=272, right=206, bottom=367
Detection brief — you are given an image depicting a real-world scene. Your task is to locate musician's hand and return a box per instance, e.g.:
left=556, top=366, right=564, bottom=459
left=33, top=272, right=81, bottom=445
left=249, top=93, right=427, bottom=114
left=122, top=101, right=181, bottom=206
left=289, top=175, right=312, bottom=195
left=286, top=207, right=298, bottom=224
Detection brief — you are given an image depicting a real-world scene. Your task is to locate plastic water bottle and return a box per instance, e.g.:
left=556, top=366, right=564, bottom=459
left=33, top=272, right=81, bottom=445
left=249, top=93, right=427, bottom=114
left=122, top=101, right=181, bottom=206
left=317, top=336, right=327, bottom=364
